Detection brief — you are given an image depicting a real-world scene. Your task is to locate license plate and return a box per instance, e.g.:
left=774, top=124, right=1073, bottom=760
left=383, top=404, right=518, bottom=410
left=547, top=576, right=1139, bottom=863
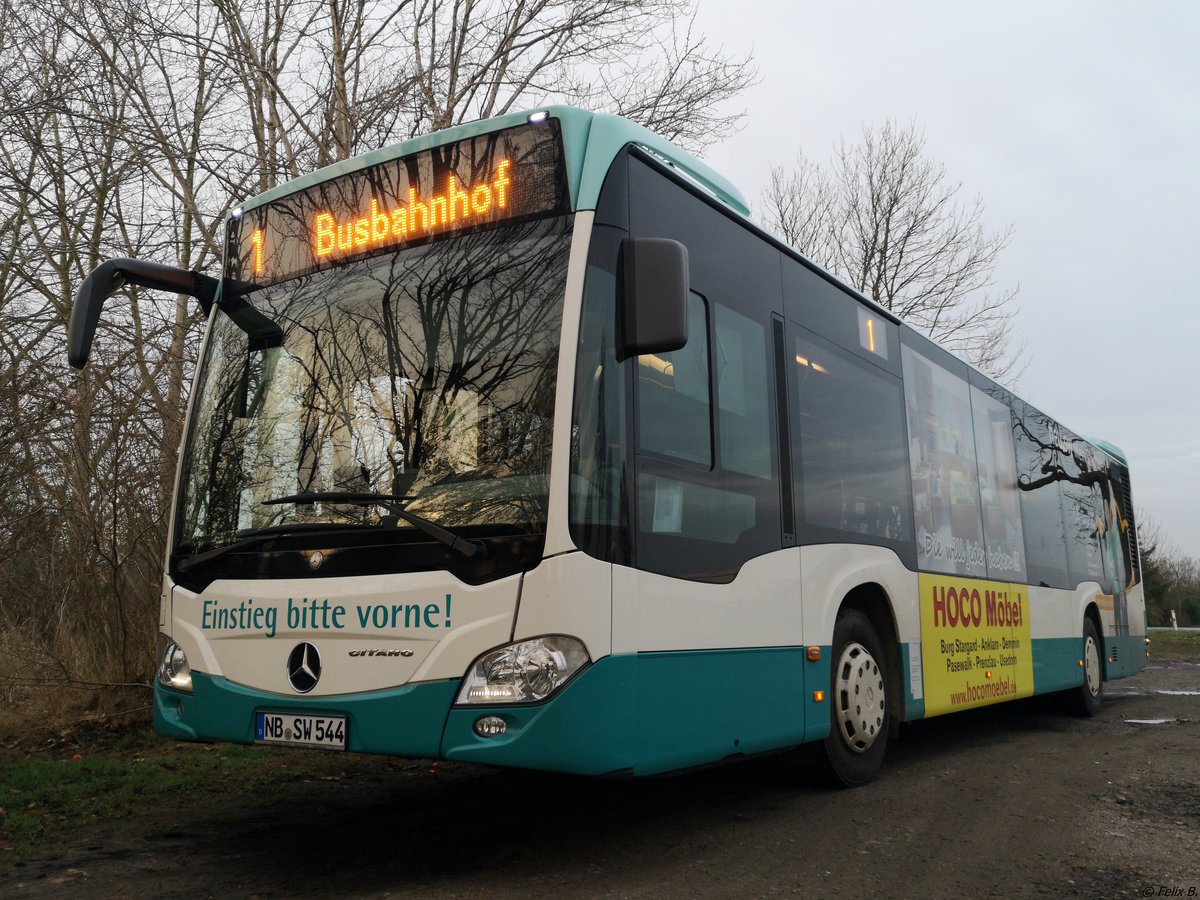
left=255, top=712, right=347, bottom=750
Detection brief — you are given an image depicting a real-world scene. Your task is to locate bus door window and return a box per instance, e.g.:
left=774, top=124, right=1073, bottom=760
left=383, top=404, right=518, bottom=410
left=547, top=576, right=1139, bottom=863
left=633, top=292, right=779, bottom=581
left=636, top=292, right=712, bottom=467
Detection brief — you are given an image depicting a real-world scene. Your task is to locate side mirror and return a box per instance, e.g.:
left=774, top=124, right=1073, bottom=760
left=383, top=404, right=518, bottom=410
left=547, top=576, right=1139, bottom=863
left=68, top=258, right=220, bottom=369
left=68, top=257, right=282, bottom=369
left=617, top=238, right=688, bottom=362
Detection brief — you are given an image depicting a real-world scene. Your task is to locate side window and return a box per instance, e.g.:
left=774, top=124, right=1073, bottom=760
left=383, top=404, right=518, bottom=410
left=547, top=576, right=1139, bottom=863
left=970, top=386, right=1026, bottom=582
left=637, top=292, right=711, bottom=466
left=902, top=344, right=986, bottom=577
left=1062, top=439, right=1104, bottom=587
left=570, top=225, right=629, bottom=561
left=715, top=304, right=771, bottom=478
left=795, top=330, right=911, bottom=545
left=1012, top=408, right=1070, bottom=589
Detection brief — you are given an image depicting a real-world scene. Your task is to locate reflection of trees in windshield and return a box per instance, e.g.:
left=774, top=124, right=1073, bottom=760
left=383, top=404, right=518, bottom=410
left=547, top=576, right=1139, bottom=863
left=179, top=216, right=571, bottom=551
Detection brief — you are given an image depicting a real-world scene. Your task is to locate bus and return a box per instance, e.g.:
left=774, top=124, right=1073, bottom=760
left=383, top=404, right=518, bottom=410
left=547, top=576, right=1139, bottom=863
left=67, top=107, right=1146, bottom=786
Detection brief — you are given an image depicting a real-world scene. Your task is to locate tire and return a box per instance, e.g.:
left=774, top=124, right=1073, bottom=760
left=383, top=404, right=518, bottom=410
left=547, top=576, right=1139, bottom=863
left=1073, top=618, right=1104, bottom=717
left=821, top=609, right=889, bottom=787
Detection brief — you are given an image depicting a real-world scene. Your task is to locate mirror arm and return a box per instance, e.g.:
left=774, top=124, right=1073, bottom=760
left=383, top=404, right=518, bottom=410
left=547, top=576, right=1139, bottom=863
left=68, top=258, right=282, bottom=369
left=68, top=258, right=220, bottom=369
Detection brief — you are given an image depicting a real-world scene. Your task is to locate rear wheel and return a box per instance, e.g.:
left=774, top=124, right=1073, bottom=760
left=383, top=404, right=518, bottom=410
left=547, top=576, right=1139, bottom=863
left=821, top=609, right=889, bottom=787
left=1073, top=618, right=1104, bottom=717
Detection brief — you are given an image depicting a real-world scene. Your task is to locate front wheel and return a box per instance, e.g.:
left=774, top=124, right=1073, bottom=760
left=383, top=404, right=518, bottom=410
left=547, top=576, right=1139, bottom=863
left=821, top=609, right=889, bottom=787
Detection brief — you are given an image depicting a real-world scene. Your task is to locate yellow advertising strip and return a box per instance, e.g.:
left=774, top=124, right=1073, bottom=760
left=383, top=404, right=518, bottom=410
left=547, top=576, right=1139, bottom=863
left=919, top=573, right=1034, bottom=718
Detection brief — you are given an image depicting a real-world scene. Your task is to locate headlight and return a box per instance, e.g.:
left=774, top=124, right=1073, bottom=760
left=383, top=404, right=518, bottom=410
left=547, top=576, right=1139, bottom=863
left=456, top=635, right=589, bottom=705
left=157, top=638, right=193, bottom=693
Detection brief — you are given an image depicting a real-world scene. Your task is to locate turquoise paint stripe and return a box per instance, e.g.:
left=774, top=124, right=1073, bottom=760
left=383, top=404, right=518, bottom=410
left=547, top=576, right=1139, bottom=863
left=154, top=672, right=457, bottom=757
left=442, top=654, right=638, bottom=776
left=574, top=112, right=749, bottom=214
left=1028, top=633, right=1147, bottom=695
left=444, top=647, right=822, bottom=776
left=804, top=647, right=832, bottom=744
left=1031, top=636, right=1082, bottom=694
left=634, top=648, right=806, bottom=774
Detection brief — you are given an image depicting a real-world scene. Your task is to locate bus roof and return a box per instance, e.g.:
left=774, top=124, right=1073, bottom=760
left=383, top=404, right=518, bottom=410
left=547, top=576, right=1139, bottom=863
left=233, top=106, right=750, bottom=221
left=1086, top=438, right=1129, bottom=466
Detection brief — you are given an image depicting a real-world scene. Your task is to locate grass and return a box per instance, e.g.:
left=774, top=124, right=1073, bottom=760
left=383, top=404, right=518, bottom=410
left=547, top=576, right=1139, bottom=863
left=1147, top=629, right=1200, bottom=661
left=0, top=725, right=411, bottom=867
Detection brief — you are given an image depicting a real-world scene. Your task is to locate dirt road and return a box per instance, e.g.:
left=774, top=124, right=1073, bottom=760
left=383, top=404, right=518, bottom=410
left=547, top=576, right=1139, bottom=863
left=3, top=660, right=1198, bottom=898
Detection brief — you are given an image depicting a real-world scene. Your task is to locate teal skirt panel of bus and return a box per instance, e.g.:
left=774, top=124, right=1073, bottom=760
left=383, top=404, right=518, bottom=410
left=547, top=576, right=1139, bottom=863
left=442, top=647, right=832, bottom=776
left=154, top=672, right=459, bottom=758
left=154, top=636, right=1145, bottom=772
left=1026, top=634, right=1146, bottom=694
left=156, top=647, right=833, bottom=775
left=1105, top=633, right=1148, bottom=679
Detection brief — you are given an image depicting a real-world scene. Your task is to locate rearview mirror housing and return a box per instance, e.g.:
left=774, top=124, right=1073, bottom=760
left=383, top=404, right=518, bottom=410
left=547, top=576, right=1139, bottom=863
left=617, top=238, right=689, bottom=362
left=68, top=258, right=221, bottom=369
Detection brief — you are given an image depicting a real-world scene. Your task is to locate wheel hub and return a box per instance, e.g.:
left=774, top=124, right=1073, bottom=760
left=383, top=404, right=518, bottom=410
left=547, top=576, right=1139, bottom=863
left=1084, top=634, right=1101, bottom=697
left=834, top=641, right=885, bottom=753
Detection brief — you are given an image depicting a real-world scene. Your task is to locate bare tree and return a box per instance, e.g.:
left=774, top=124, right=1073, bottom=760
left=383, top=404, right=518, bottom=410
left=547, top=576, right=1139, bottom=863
left=762, top=121, right=1021, bottom=380
left=402, top=1, right=755, bottom=153
left=0, top=0, right=755, bottom=703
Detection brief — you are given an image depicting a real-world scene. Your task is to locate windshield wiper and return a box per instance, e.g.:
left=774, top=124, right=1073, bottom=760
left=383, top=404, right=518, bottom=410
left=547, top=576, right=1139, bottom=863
left=263, top=491, right=489, bottom=560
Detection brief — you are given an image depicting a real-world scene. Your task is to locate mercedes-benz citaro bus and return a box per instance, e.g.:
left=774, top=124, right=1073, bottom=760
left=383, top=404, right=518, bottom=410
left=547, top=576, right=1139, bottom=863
left=67, top=107, right=1146, bottom=786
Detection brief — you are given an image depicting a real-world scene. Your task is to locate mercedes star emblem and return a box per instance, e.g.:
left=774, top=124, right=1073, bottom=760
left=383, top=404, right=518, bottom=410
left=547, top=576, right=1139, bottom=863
left=287, top=642, right=321, bottom=693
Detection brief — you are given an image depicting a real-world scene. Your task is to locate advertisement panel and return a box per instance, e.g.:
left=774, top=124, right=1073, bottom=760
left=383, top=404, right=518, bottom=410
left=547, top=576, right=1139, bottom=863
left=919, top=573, right=1034, bottom=717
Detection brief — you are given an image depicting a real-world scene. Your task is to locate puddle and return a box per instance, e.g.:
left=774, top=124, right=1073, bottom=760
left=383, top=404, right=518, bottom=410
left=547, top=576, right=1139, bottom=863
left=1153, top=690, right=1200, bottom=696
left=1123, top=718, right=1190, bottom=725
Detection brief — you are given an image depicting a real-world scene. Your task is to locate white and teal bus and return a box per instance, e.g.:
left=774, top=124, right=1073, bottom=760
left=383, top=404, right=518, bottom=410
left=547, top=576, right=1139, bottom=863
left=68, top=107, right=1145, bottom=785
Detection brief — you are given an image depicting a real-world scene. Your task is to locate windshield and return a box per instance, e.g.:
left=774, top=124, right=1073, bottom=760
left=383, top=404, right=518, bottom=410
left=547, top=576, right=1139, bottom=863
left=176, top=215, right=573, bottom=560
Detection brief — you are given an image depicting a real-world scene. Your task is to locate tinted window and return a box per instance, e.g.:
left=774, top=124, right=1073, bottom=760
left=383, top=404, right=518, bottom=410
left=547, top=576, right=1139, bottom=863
left=716, top=304, right=771, bottom=478
left=637, top=472, right=756, bottom=545
left=634, top=296, right=779, bottom=581
left=902, top=344, right=986, bottom=577
left=1062, top=438, right=1104, bottom=587
left=1012, top=405, right=1070, bottom=589
left=570, top=224, right=630, bottom=563
left=625, top=152, right=783, bottom=581
left=781, top=256, right=901, bottom=376
left=637, top=293, right=711, bottom=466
left=971, top=386, right=1027, bottom=582
left=795, top=330, right=911, bottom=545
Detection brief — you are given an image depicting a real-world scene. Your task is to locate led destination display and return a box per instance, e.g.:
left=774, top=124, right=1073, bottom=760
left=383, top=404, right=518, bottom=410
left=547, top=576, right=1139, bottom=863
left=226, top=118, right=569, bottom=288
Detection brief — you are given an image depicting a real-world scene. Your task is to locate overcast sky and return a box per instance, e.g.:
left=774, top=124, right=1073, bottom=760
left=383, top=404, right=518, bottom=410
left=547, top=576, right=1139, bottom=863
left=691, top=0, right=1200, bottom=556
